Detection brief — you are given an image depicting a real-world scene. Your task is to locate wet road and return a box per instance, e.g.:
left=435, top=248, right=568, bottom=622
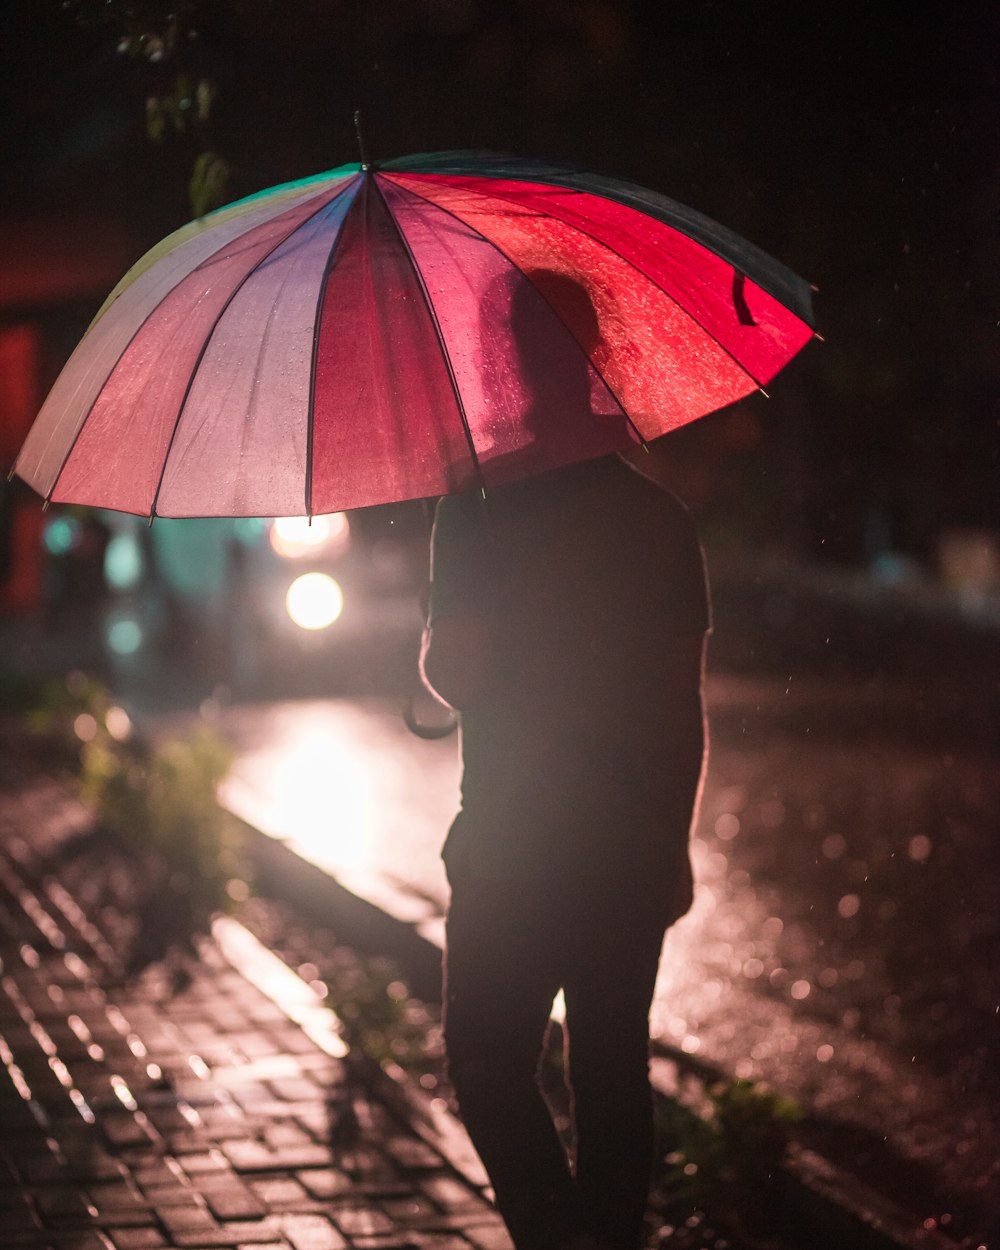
left=214, top=674, right=999, bottom=1240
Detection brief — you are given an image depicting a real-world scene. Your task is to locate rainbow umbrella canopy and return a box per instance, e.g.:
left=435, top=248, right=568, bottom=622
left=13, top=151, right=816, bottom=519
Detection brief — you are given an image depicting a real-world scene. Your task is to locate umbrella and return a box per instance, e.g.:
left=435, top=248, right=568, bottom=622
left=12, top=150, right=816, bottom=519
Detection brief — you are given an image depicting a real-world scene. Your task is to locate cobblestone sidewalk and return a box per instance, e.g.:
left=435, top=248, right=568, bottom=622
left=0, top=784, right=510, bottom=1250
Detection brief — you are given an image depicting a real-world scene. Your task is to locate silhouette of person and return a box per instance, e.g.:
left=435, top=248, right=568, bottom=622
left=466, top=268, right=639, bottom=490
left=421, top=268, right=710, bottom=1250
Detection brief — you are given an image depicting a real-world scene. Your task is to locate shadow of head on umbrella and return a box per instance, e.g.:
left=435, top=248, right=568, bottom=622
left=476, top=267, right=634, bottom=484
left=514, top=268, right=604, bottom=355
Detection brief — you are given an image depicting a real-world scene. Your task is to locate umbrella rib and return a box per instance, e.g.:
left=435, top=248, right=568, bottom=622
left=305, top=185, right=362, bottom=519
left=147, top=178, right=363, bottom=521
left=368, top=174, right=487, bottom=497
left=386, top=174, right=771, bottom=394
left=43, top=178, right=356, bottom=516
left=378, top=176, right=645, bottom=444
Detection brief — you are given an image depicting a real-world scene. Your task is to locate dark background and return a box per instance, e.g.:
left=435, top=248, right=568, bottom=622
left=1, top=0, right=997, bottom=567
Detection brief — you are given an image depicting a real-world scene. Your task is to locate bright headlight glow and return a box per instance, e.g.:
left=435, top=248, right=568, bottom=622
left=270, top=513, right=349, bottom=559
left=285, top=573, right=344, bottom=631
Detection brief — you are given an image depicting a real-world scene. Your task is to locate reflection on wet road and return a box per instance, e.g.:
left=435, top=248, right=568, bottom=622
left=217, top=676, right=999, bottom=1230
left=219, top=701, right=455, bottom=944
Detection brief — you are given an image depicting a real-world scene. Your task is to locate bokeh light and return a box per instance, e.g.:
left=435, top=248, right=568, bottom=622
left=270, top=513, right=349, bottom=559
left=838, top=893, right=861, bottom=918
left=822, top=833, right=847, bottom=859
left=285, top=573, right=344, bottom=630
left=43, top=515, right=79, bottom=555
left=714, top=812, right=740, bottom=840
left=234, top=517, right=267, bottom=546
left=103, top=532, right=144, bottom=590
left=107, top=618, right=142, bottom=655
left=105, top=706, right=132, bottom=740
left=908, top=834, right=933, bottom=861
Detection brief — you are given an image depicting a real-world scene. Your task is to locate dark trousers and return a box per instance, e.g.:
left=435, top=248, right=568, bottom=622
left=443, top=808, right=693, bottom=1250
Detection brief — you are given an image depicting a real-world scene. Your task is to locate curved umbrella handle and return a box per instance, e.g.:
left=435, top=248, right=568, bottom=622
left=402, top=688, right=458, bottom=739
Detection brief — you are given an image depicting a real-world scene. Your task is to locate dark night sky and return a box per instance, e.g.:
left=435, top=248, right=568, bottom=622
left=1, top=1, right=997, bottom=560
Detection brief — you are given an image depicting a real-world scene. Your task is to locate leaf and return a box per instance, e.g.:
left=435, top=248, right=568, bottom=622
left=189, top=150, right=231, bottom=219
left=196, top=78, right=217, bottom=122
left=146, top=97, right=167, bottom=143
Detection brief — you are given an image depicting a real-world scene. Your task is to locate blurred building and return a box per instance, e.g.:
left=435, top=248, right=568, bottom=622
left=0, top=213, right=137, bottom=615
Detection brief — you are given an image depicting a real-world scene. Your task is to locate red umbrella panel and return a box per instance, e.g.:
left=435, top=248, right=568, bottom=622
left=13, top=153, right=816, bottom=519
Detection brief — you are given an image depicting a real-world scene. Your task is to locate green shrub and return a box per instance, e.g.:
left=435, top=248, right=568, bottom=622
left=10, top=669, right=247, bottom=979
left=324, top=956, right=430, bottom=1069
left=81, top=725, right=235, bottom=903
left=655, top=1076, right=802, bottom=1235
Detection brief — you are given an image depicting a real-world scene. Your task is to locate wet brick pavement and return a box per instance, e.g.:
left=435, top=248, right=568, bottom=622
left=0, top=783, right=511, bottom=1250
left=214, top=686, right=999, bottom=1243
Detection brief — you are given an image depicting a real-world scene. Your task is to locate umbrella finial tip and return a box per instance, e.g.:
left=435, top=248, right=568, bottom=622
left=353, top=109, right=370, bottom=169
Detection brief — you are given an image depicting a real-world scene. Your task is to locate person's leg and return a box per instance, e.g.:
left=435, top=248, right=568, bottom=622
left=560, top=887, right=670, bottom=1250
left=444, top=870, right=585, bottom=1250
left=559, top=759, right=702, bottom=1250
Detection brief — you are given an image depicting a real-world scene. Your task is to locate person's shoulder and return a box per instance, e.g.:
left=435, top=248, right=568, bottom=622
left=434, top=489, right=488, bottom=529
left=614, top=457, right=697, bottom=523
